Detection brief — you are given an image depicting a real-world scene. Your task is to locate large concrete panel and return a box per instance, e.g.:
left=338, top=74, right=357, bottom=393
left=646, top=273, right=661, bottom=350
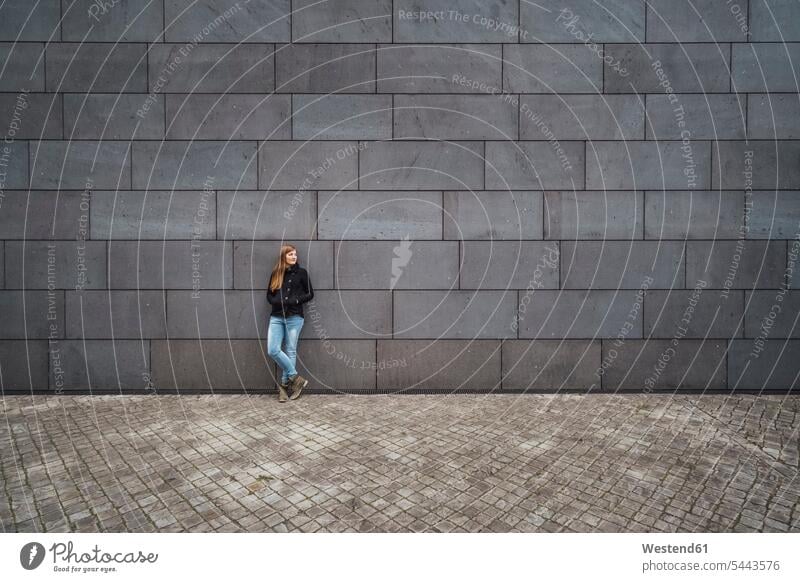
left=31, top=141, right=131, bottom=190
left=0, top=341, right=49, bottom=390
left=259, top=141, right=359, bottom=190
left=713, top=141, right=800, bottom=190
left=517, top=290, right=645, bottom=340
left=520, top=95, right=644, bottom=140
left=276, top=43, right=375, bottom=93
left=561, top=241, right=685, bottom=289
left=335, top=240, right=459, bottom=289
left=217, top=190, right=315, bottom=240
left=294, top=340, right=377, bottom=391
left=744, top=291, right=800, bottom=339
left=393, top=290, right=517, bottom=339
left=644, top=191, right=744, bottom=240
left=394, top=95, right=518, bottom=140
left=0, top=290, right=64, bottom=339
left=132, top=141, right=257, bottom=189
left=604, top=44, right=730, bottom=93
left=646, top=94, right=746, bottom=139
left=46, top=43, right=147, bottom=92
left=746, top=191, right=800, bottom=239
left=544, top=191, right=643, bottom=240
left=732, top=44, right=800, bottom=92
left=646, top=0, right=749, bottom=42
left=604, top=339, right=727, bottom=391
left=300, top=291, right=392, bottom=339
left=485, top=142, right=585, bottom=190
left=443, top=191, right=543, bottom=241
left=108, top=241, right=232, bottom=289
left=63, top=94, right=165, bottom=139
left=166, top=94, right=290, bottom=140
left=166, top=290, right=268, bottom=339
left=0, top=93, right=62, bottom=138
left=748, top=94, right=800, bottom=139
left=0, top=0, right=60, bottom=41
left=687, top=241, right=786, bottom=289
left=460, top=241, right=560, bottom=289
left=91, top=190, right=216, bottom=240
left=502, top=340, right=602, bottom=391
left=360, top=141, right=484, bottom=190
left=66, top=290, right=166, bottom=339
left=728, top=339, right=800, bottom=391
left=49, top=340, right=150, bottom=390
left=644, top=289, right=744, bottom=339
left=520, top=0, right=645, bottom=43
left=318, top=191, right=442, bottom=240
left=377, top=44, right=502, bottom=93
left=165, top=0, right=290, bottom=42
left=0, top=44, right=46, bottom=91
left=62, top=0, right=164, bottom=42
left=503, top=44, right=602, bottom=93
left=148, top=44, right=275, bottom=92
left=5, top=241, right=107, bottom=290
left=376, top=339, right=501, bottom=391
left=294, top=0, right=391, bottom=42
left=585, top=141, right=711, bottom=190
left=151, top=339, right=271, bottom=390
left=750, top=0, right=800, bottom=41
left=292, top=95, right=392, bottom=140
left=0, top=191, right=86, bottom=240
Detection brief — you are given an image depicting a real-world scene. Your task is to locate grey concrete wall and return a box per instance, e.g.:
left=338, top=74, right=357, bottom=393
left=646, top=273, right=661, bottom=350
left=0, top=0, right=798, bottom=393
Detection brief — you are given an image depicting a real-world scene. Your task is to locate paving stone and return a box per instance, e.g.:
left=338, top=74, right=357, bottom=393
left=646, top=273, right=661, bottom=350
left=733, top=43, right=800, bottom=92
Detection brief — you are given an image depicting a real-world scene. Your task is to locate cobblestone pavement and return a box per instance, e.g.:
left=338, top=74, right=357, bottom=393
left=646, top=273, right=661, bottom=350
left=1, top=394, right=799, bottom=533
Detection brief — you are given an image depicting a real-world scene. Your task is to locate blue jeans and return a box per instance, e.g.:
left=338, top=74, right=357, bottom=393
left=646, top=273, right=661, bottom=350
left=267, top=315, right=304, bottom=384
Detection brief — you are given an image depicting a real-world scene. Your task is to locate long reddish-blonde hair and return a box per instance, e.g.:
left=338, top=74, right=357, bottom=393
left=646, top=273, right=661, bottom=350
left=268, top=244, right=297, bottom=292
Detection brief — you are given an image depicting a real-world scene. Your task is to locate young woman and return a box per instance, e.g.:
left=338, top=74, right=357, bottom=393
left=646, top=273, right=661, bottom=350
left=266, top=244, right=314, bottom=402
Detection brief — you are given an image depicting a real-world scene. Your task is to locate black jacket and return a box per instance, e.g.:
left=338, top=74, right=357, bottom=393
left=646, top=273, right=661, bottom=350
left=267, top=263, right=314, bottom=318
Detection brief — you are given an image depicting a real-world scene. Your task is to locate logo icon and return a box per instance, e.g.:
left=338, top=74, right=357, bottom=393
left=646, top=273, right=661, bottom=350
left=20, top=542, right=46, bottom=570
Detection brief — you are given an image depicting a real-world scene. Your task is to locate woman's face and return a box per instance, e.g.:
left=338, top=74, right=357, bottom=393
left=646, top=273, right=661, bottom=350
left=285, top=249, right=297, bottom=265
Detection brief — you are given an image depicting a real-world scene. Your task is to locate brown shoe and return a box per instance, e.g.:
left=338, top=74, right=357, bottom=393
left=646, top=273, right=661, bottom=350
left=277, top=381, right=289, bottom=403
left=289, top=374, right=308, bottom=400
